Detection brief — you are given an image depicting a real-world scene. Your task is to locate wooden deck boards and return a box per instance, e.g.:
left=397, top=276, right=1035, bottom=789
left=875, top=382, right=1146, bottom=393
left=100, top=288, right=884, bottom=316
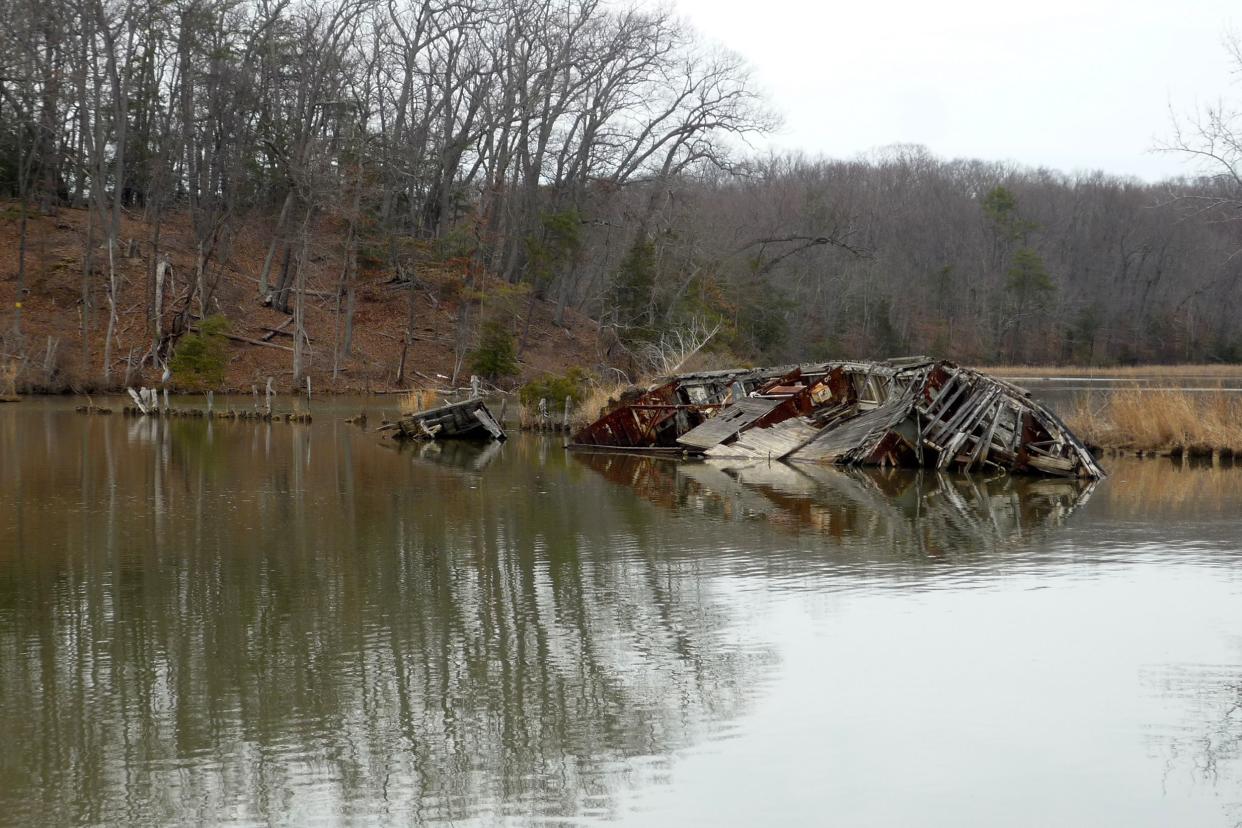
left=677, top=397, right=783, bottom=450
left=704, top=416, right=821, bottom=460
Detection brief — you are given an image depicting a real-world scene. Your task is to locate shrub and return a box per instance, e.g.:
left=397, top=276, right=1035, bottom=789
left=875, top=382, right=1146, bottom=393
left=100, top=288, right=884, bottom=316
left=469, top=319, right=519, bottom=380
left=519, top=368, right=589, bottom=414
left=170, top=315, right=230, bottom=388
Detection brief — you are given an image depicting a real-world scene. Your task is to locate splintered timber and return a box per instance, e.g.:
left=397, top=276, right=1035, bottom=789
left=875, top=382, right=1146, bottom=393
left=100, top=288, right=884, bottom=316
left=569, top=358, right=1104, bottom=479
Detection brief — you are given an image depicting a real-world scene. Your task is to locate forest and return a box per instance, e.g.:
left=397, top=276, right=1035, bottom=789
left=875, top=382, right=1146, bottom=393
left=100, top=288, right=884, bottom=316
left=2, top=0, right=1242, bottom=391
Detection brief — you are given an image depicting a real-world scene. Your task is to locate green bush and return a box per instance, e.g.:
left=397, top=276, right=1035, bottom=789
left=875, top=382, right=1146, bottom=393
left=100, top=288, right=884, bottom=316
left=612, top=236, right=656, bottom=332
left=519, top=368, right=588, bottom=414
left=469, top=319, right=519, bottom=380
left=432, top=224, right=478, bottom=262
left=170, top=315, right=230, bottom=388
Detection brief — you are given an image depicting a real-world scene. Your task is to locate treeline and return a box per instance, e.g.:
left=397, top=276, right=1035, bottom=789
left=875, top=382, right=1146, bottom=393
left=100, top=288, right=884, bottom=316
left=631, top=150, right=1242, bottom=366
left=0, top=0, right=769, bottom=383
left=1, top=0, right=1239, bottom=384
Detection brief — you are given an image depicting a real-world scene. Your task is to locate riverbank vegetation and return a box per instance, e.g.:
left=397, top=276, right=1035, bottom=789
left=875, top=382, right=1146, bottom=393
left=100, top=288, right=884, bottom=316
left=988, top=364, right=1242, bottom=379
left=3, top=0, right=1242, bottom=396
left=1066, top=389, right=1242, bottom=454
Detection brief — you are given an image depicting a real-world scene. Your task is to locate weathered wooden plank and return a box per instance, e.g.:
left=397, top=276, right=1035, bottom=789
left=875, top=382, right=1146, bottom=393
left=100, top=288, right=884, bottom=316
left=792, top=392, right=913, bottom=463
left=937, top=388, right=1001, bottom=469
left=705, top=416, right=820, bottom=460
left=922, top=370, right=965, bottom=419
left=676, top=397, right=783, bottom=450
left=472, top=407, right=505, bottom=440
left=926, top=386, right=988, bottom=446
left=968, top=402, right=1006, bottom=471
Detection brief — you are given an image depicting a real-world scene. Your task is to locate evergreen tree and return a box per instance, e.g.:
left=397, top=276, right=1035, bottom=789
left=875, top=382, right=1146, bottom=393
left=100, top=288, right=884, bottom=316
left=612, top=236, right=657, bottom=332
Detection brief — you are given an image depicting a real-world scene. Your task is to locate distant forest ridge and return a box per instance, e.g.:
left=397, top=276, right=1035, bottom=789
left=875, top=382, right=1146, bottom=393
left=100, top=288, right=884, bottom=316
left=2, top=0, right=1240, bottom=390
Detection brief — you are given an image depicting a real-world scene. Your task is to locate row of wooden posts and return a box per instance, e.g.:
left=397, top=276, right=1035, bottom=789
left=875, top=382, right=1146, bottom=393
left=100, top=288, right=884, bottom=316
left=76, top=377, right=314, bottom=422
left=72, top=374, right=575, bottom=434
left=525, top=395, right=575, bottom=433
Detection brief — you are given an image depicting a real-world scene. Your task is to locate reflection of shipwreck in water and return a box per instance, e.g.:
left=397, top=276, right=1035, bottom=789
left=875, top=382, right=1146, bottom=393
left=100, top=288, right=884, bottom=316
left=398, top=436, right=505, bottom=472
left=576, top=452, right=1098, bottom=555
left=570, top=358, right=1104, bottom=478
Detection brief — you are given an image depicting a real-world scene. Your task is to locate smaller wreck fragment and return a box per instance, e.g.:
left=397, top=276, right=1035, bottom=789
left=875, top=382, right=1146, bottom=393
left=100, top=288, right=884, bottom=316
left=390, top=397, right=506, bottom=442
left=570, top=359, right=1104, bottom=478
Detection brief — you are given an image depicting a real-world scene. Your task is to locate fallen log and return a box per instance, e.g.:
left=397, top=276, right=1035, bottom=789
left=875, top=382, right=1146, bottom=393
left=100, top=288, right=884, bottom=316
left=190, top=325, right=294, bottom=352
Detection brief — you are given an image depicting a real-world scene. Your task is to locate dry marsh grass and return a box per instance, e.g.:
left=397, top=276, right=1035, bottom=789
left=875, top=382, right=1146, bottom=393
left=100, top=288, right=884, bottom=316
left=399, top=388, right=443, bottom=415
left=574, top=382, right=632, bottom=429
left=1065, top=388, right=1242, bottom=451
left=519, top=381, right=633, bottom=431
left=985, top=363, right=1242, bottom=379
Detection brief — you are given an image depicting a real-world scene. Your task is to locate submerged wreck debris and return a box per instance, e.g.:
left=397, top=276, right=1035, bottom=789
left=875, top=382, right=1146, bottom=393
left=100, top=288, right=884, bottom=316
left=570, top=358, right=1104, bottom=478
left=389, top=397, right=506, bottom=442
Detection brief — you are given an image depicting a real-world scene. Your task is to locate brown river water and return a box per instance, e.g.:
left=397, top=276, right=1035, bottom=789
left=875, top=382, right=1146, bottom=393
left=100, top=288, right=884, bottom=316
left=1, top=392, right=1240, bottom=826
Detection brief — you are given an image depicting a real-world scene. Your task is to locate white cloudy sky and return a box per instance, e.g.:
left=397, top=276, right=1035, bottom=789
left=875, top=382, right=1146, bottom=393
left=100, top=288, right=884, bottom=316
left=671, top=0, right=1240, bottom=180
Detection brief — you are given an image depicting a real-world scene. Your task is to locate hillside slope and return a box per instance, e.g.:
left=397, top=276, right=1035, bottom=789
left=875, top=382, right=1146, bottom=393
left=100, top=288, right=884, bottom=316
left=0, top=202, right=603, bottom=393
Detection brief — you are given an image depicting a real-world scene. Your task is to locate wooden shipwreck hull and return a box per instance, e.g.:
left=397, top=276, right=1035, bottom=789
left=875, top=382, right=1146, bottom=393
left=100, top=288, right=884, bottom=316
left=570, top=359, right=1104, bottom=478
left=392, top=397, right=506, bottom=442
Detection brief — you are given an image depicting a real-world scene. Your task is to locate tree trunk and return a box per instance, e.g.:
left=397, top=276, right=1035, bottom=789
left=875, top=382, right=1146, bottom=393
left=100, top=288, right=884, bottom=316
left=259, top=190, right=294, bottom=299
left=292, top=208, right=312, bottom=383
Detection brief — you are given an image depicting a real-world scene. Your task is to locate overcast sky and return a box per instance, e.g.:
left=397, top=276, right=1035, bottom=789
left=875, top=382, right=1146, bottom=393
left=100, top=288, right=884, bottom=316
left=672, top=0, right=1239, bottom=180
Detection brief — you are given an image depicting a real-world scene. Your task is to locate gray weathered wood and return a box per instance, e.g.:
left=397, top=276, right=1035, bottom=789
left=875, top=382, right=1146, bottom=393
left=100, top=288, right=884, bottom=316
left=677, top=397, right=783, bottom=450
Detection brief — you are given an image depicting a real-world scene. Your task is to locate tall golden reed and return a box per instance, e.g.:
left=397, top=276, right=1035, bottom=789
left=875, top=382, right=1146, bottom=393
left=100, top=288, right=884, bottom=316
left=1065, top=388, right=1242, bottom=451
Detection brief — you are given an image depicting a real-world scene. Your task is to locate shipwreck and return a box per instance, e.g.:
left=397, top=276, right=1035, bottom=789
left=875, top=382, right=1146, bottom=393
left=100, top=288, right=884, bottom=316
left=388, top=397, right=507, bottom=442
left=569, top=358, right=1104, bottom=479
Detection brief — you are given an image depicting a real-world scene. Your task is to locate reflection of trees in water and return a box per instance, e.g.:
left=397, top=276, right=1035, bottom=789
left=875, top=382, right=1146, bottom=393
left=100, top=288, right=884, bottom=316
left=576, top=452, right=1095, bottom=571
left=1144, top=655, right=1242, bottom=826
left=0, top=421, right=773, bottom=824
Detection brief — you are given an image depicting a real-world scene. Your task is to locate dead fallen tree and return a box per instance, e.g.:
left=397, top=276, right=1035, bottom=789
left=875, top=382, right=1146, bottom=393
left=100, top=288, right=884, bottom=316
left=569, top=358, right=1104, bottom=479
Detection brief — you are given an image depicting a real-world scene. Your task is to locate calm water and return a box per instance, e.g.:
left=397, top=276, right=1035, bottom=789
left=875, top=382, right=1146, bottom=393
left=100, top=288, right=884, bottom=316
left=1, top=397, right=1240, bottom=826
